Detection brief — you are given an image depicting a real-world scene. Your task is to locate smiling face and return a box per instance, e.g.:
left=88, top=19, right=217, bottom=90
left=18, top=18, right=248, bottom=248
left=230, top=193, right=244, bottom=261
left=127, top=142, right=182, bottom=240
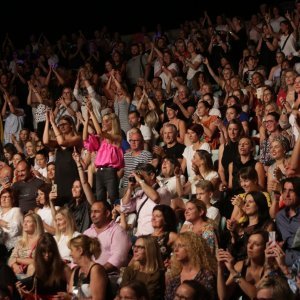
left=239, top=177, right=257, bottom=193
left=270, top=140, right=285, bottom=160
left=161, top=158, right=174, bottom=177
left=71, top=180, right=82, bottom=198
left=184, top=202, right=201, bottom=223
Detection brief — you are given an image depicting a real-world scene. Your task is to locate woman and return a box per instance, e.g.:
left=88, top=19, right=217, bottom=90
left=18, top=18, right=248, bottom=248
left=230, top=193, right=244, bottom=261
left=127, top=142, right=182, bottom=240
left=65, top=150, right=95, bottom=233
left=217, top=230, right=269, bottom=300
left=218, top=119, right=244, bottom=190
left=228, top=136, right=265, bottom=195
left=16, top=233, right=71, bottom=299
left=24, top=140, right=36, bottom=167
left=181, top=149, right=220, bottom=198
left=181, top=123, right=210, bottom=182
left=164, top=102, right=186, bottom=144
left=230, top=167, right=272, bottom=222
left=27, top=82, right=52, bottom=140
left=227, top=192, right=274, bottom=261
left=116, top=280, right=149, bottom=300
left=43, top=112, right=81, bottom=206
left=66, top=235, right=110, bottom=300
left=8, top=213, right=43, bottom=279
left=121, top=235, right=165, bottom=300
left=35, top=183, right=58, bottom=234
left=165, top=232, right=216, bottom=300
left=84, top=106, right=123, bottom=202
left=267, top=136, right=290, bottom=195
left=3, top=143, right=17, bottom=168
left=157, top=156, right=185, bottom=199
left=192, top=100, right=219, bottom=149
left=2, top=93, right=24, bottom=145
left=150, top=205, right=177, bottom=264
left=53, top=207, right=80, bottom=264
left=180, top=200, right=217, bottom=254
left=0, top=188, right=23, bottom=252
left=53, top=87, right=79, bottom=124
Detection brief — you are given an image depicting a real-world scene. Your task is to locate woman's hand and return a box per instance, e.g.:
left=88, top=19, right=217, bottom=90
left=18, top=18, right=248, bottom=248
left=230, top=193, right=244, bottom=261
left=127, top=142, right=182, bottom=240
left=231, top=195, right=244, bottom=208
left=16, top=281, right=31, bottom=297
left=216, top=249, right=235, bottom=271
left=226, top=218, right=238, bottom=233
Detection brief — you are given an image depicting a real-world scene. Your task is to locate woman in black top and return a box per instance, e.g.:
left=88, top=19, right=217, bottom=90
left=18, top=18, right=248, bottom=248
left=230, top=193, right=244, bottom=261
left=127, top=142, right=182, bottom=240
left=17, top=233, right=71, bottom=298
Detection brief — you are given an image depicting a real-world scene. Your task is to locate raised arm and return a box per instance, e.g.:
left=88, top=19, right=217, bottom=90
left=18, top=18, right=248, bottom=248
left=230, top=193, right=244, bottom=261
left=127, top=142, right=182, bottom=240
left=72, top=148, right=95, bottom=205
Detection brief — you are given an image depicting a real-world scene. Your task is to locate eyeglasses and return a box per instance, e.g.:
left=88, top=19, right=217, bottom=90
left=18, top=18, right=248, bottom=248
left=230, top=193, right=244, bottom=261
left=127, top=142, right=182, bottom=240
left=129, top=139, right=141, bottom=143
left=58, top=123, right=69, bottom=127
left=132, top=245, right=145, bottom=251
left=263, top=120, right=275, bottom=124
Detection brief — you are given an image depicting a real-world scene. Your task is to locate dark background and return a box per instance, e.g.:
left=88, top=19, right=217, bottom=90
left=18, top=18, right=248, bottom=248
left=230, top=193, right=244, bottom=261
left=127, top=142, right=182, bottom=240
left=1, top=0, right=292, bottom=45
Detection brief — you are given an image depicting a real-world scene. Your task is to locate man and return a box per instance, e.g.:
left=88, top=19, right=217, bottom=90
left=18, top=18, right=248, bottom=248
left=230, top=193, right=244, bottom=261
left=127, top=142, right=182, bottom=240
left=84, top=201, right=131, bottom=273
left=11, top=160, right=43, bottom=214
left=121, top=163, right=172, bottom=236
left=121, top=130, right=152, bottom=194
left=127, top=111, right=152, bottom=150
left=126, top=43, right=147, bottom=92
left=276, top=177, right=300, bottom=266
left=153, top=123, right=185, bottom=167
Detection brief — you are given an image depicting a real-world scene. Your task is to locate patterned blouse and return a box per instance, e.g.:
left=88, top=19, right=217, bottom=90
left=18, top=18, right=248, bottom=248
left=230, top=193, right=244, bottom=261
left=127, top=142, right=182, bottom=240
left=165, top=269, right=216, bottom=300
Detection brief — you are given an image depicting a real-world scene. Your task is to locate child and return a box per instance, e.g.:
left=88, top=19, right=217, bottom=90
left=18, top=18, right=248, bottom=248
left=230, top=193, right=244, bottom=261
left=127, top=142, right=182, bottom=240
left=195, top=180, right=220, bottom=226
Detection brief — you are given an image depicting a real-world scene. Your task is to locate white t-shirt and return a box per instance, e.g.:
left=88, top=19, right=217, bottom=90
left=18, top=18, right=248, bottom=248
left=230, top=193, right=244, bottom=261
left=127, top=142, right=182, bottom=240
left=183, top=143, right=211, bottom=178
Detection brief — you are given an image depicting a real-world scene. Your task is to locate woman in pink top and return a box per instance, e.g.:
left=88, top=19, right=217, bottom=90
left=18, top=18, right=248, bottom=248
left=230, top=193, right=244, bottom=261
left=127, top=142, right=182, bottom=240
left=84, top=105, right=124, bottom=203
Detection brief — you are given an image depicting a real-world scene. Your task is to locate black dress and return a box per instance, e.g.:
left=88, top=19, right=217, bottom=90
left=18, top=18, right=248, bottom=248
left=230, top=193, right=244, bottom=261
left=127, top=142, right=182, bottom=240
left=55, top=147, right=78, bottom=206
left=221, top=141, right=239, bottom=183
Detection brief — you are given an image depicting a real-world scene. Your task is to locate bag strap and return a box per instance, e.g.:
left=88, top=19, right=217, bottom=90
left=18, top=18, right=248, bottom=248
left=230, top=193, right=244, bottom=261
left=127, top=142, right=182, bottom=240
left=135, top=183, right=159, bottom=226
left=281, top=34, right=291, bottom=52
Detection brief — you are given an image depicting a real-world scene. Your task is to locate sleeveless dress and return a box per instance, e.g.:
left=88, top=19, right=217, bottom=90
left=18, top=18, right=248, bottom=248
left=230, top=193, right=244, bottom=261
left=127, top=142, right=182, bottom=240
left=55, top=147, right=78, bottom=206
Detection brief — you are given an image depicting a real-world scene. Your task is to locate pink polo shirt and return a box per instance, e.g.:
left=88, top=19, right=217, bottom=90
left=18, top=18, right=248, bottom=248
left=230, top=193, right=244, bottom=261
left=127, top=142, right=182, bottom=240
left=84, top=221, right=131, bottom=269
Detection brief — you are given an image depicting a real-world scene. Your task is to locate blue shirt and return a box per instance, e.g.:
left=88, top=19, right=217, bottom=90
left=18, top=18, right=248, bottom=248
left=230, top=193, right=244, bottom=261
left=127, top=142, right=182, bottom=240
left=276, top=206, right=300, bottom=266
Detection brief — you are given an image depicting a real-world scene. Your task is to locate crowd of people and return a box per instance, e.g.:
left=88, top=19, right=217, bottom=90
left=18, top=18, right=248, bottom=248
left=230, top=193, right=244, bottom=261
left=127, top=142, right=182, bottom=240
left=2, top=1, right=300, bottom=299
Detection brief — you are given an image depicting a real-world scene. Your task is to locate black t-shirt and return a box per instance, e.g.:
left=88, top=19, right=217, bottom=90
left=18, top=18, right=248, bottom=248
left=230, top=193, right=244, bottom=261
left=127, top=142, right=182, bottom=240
left=12, top=177, right=44, bottom=214
left=163, top=142, right=185, bottom=160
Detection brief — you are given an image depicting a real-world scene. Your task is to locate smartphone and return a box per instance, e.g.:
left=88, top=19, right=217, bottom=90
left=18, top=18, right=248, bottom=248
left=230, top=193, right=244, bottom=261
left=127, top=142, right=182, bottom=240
left=51, top=184, right=57, bottom=193
left=269, top=231, right=276, bottom=243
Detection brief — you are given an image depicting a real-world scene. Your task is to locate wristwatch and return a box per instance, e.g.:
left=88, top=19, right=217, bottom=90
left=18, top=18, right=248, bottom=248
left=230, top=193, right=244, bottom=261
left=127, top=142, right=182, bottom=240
left=233, top=272, right=242, bottom=284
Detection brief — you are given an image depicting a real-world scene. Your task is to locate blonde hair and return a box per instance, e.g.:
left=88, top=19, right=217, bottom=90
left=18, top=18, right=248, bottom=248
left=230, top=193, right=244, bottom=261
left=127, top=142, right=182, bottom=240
left=20, top=212, right=44, bottom=247
left=168, top=232, right=217, bottom=279
left=144, top=110, right=159, bottom=129
left=54, top=207, right=76, bottom=241
left=69, top=235, right=101, bottom=259
left=130, top=235, right=163, bottom=274
left=103, top=112, right=122, bottom=137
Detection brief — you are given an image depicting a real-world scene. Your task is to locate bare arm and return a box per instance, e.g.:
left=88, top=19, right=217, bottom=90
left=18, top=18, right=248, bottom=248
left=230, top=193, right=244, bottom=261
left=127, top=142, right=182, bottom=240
left=72, top=149, right=95, bottom=205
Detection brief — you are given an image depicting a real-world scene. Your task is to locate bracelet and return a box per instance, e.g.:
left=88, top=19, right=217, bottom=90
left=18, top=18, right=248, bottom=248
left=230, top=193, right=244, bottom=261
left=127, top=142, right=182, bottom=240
left=77, top=166, right=83, bottom=170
